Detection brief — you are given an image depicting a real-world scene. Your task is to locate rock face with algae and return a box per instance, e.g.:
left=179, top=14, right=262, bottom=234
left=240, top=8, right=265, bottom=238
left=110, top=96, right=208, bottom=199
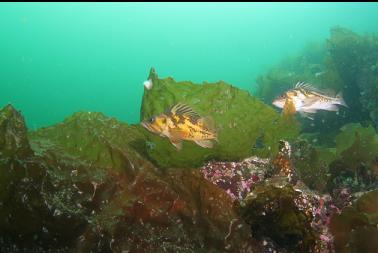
left=2, top=63, right=378, bottom=253
left=0, top=104, right=260, bottom=253
left=140, top=68, right=299, bottom=169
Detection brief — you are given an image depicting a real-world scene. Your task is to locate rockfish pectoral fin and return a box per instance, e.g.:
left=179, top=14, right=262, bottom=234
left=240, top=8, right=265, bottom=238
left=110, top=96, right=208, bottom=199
left=299, top=111, right=315, bottom=120
left=301, top=108, right=318, bottom=113
left=198, top=116, right=217, bottom=133
left=301, top=97, right=319, bottom=107
left=169, top=137, right=183, bottom=150
left=323, top=104, right=339, bottom=112
left=167, top=130, right=184, bottom=151
left=194, top=139, right=214, bottom=149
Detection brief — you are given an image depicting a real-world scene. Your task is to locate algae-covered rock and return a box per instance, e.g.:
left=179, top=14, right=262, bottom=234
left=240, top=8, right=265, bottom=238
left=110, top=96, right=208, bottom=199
left=0, top=104, right=259, bottom=252
left=78, top=169, right=259, bottom=253
left=0, top=104, right=45, bottom=242
left=239, top=180, right=317, bottom=253
left=0, top=104, right=32, bottom=157
left=330, top=190, right=378, bottom=253
left=29, top=111, right=148, bottom=173
left=140, top=68, right=299, bottom=168
left=1, top=108, right=148, bottom=249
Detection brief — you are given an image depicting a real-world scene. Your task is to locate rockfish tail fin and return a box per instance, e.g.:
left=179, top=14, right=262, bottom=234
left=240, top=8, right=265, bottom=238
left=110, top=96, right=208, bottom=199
left=336, top=92, right=348, bottom=107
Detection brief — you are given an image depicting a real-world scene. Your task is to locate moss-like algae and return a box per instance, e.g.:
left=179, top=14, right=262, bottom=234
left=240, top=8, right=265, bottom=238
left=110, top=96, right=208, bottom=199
left=140, top=68, right=299, bottom=168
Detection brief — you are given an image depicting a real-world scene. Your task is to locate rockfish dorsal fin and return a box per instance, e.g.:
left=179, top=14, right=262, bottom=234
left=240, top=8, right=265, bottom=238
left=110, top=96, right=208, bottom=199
left=169, top=103, right=201, bottom=119
left=295, top=82, right=336, bottom=97
left=294, top=81, right=314, bottom=90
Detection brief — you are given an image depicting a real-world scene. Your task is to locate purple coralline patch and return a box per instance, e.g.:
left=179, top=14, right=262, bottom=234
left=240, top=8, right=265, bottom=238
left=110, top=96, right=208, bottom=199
left=200, top=157, right=269, bottom=200
left=200, top=153, right=354, bottom=253
left=199, top=140, right=358, bottom=253
left=267, top=183, right=353, bottom=253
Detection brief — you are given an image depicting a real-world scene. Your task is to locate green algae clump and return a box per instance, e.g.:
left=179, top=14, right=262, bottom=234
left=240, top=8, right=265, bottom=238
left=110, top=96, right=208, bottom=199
left=140, top=68, right=299, bottom=169
left=327, top=123, right=378, bottom=192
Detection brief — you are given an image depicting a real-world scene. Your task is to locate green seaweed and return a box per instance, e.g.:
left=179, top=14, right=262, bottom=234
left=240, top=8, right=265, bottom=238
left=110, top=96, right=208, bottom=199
left=335, top=123, right=378, bottom=171
left=29, top=111, right=148, bottom=174
left=292, top=139, right=337, bottom=192
left=140, top=68, right=299, bottom=168
left=327, top=123, right=378, bottom=192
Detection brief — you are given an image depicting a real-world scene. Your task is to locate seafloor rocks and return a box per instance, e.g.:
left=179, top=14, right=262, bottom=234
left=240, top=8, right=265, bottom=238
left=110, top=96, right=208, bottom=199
left=0, top=104, right=259, bottom=252
left=140, top=68, right=299, bottom=169
left=0, top=104, right=32, bottom=157
left=239, top=178, right=318, bottom=253
left=77, top=169, right=259, bottom=252
left=200, top=156, right=270, bottom=200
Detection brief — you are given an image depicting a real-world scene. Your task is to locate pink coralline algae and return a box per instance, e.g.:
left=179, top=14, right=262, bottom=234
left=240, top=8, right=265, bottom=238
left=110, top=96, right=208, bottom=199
left=200, top=156, right=269, bottom=200
left=310, top=188, right=352, bottom=253
left=200, top=139, right=356, bottom=253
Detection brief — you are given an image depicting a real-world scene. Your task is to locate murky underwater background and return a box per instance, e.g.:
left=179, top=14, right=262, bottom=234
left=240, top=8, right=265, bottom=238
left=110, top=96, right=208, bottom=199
left=1, top=2, right=378, bottom=253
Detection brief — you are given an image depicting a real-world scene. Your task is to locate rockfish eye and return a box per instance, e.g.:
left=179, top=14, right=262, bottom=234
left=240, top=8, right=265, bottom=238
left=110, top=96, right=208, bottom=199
left=149, top=116, right=155, bottom=123
left=278, top=94, right=286, bottom=99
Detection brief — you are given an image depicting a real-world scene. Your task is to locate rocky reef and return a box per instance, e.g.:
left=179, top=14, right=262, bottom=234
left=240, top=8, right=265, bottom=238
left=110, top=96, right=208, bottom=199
left=0, top=104, right=261, bottom=252
left=1, top=50, right=378, bottom=252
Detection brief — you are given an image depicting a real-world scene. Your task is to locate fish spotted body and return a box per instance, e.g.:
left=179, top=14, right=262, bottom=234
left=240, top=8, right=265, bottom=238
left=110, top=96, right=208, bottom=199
left=141, top=103, right=218, bottom=150
left=272, top=82, right=348, bottom=119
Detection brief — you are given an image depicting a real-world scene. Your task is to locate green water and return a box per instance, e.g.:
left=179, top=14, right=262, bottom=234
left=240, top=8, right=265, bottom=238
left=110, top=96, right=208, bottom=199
left=1, top=2, right=378, bottom=129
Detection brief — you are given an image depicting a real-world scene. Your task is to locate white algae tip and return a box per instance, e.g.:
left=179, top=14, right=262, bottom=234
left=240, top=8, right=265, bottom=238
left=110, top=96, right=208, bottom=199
left=143, top=79, right=153, bottom=90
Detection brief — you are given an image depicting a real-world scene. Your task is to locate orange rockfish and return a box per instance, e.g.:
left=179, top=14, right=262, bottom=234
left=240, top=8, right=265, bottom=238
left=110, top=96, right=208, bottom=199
left=141, top=103, right=218, bottom=150
left=272, top=82, right=348, bottom=119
